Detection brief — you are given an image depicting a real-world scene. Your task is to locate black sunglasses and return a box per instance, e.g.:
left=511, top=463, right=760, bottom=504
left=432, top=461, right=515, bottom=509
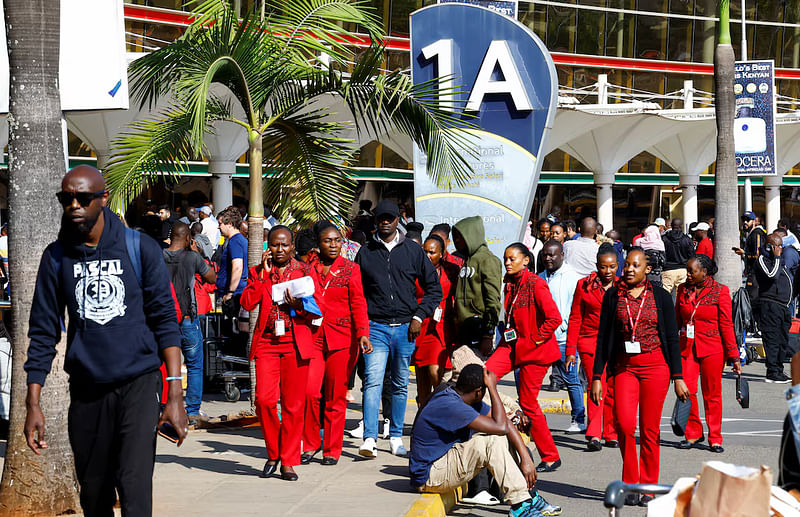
left=56, top=190, right=106, bottom=207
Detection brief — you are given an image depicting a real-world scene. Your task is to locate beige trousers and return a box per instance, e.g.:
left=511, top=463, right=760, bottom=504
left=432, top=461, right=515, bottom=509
left=420, top=433, right=530, bottom=505
left=661, top=268, right=687, bottom=294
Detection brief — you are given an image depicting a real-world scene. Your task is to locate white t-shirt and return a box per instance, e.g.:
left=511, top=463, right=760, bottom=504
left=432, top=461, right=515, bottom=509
left=201, top=216, right=221, bottom=249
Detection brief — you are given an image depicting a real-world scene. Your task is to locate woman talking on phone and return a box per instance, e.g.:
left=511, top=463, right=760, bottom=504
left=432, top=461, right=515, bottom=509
left=241, top=225, right=323, bottom=481
left=675, top=254, right=741, bottom=453
left=592, top=247, right=690, bottom=506
left=565, top=243, right=619, bottom=452
left=486, top=242, right=563, bottom=473
left=302, top=223, right=372, bottom=466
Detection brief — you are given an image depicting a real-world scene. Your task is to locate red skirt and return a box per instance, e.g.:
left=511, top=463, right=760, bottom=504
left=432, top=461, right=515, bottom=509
left=412, top=333, right=452, bottom=369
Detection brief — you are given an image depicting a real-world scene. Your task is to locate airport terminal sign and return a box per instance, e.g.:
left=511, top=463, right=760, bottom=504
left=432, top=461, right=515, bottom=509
left=410, top=3, right=557, bottom=258
left=735, top=60, right=777, bottom=176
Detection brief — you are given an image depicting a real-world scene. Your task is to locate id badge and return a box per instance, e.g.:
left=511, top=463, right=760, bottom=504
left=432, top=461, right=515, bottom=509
left=433, top=307, right=443, bottom=322
left=275, top=319, right=286, bottom=336
left=312, top=317, right=323, bottom=326
left=503, top=328, right=517, bottom=342
left=686, top=324, right=695, bottom=339
left=625, top=340, right=641, bottom=354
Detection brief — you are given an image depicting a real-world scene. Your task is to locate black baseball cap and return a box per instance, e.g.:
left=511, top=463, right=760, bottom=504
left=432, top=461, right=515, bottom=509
left=374, top=200, right=400, bottom=219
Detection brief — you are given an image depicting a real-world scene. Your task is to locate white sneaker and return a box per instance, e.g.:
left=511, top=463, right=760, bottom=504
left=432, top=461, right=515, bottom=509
left=381, top=418, right=391, bottom=439
left=389, top=437, right=408, bottom=457
left=565, top=420, right=586, bottom=433
left=359, top=437, right=378, bottom=458
left=348, top=420, right=364, bottom=439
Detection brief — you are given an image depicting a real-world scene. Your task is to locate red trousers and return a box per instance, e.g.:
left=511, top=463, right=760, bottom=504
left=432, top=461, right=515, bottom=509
left=613, top=349, right=669, bottom=485
left=303, top=340, right=354, bottom=459
left=682, top=349, right=724, bottom=444
left=580, top=351, right=617, bottom=442
left=486, top=346, right=560, bottom=462
left=254, top=347, right=310, bottom=466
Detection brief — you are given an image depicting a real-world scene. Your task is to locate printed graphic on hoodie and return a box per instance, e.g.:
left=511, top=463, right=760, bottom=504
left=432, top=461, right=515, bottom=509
left=73, top=259, right=126, bottom=325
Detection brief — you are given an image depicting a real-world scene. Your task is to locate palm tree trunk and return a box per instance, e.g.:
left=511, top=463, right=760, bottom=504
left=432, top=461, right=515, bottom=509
left=0, top=0, right=80, bottom=514
left=246, top=131, right=264, bottom=406
left=713, top=0, right=741, bottom=293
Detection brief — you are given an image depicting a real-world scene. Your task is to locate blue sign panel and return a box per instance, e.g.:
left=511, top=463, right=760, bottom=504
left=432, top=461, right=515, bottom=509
left=735, top=60, right=777, bottom=176
left=411, top=3, right=558, bottom=258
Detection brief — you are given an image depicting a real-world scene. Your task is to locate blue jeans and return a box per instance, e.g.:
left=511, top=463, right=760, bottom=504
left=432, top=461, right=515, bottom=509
left=180, top=316, right=204, bottom=416
left=554, top=343, right=585, bottom=424
left=363, top=321, right=415, bottom=440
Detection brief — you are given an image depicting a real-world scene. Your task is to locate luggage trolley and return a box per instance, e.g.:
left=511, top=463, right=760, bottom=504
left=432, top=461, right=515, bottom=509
left=603, top=481, right=672, bottom=516
left=203, top=313, right=250, bottom=402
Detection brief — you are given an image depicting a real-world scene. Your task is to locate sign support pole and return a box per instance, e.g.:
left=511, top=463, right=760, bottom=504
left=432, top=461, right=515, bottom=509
left=741, top=0, right=753, bottom=213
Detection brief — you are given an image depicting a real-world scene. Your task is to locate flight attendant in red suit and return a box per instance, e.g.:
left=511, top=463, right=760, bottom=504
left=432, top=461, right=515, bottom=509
left=565, top=243, right=619, bottom=451
left=592, top=248, right=690, bottom=506
left=241, top=225, right=323, bottom=481
left=675, top=254, right=741, bottom=453
left=302, top=224, right=372, bottom=466
left=413, top=234, right=459, bottom=407
left=486, top=242, right=563, bottom=472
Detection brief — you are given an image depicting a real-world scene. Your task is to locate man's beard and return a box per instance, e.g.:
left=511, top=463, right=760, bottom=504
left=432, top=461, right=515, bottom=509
left=61, top=212, right=100, bottom=239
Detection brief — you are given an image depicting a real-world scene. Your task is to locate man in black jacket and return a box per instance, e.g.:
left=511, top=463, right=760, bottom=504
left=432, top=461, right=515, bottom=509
left=355, top=200, right=442, bottom=458
left=24, top=166, right=187, bottom=516
left=754, top=233, right=793, bottom=383
left=662, top=218, right=695, bottom=294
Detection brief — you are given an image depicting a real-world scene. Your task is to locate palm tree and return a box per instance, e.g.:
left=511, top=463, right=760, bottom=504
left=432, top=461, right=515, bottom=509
left=713, top=0, right=740, bottom=292
left=104, top=0, right=475, bottom=399
left=0, top=0, right=80, bottom=514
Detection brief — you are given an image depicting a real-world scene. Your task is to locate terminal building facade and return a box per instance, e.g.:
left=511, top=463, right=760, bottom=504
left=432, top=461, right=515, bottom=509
left=64, top=1, right=800, bottom=239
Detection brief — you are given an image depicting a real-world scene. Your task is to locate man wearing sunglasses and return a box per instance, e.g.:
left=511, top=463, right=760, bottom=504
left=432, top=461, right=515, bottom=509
left=23, top=165, right=187, bottom=516
left=754, top=233, right=794, bottom=384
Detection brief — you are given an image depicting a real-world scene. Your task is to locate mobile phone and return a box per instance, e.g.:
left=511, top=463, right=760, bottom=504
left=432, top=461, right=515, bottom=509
left=157, top=422, right=180, bottom=443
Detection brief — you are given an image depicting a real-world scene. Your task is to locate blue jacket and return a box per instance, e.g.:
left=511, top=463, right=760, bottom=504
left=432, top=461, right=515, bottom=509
left=25, top=208, right=181, bottom=386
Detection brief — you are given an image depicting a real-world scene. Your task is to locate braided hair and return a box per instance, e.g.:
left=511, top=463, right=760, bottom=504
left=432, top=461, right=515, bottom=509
left=693, top=253, right=718, bottom=276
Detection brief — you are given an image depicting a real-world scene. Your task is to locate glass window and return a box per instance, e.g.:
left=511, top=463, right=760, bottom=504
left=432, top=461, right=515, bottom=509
left=637, top=0, right=668, bottom=14
left=669, top=0, right=693, bottom=15
left=382, top=145, right=412, bottom=169
left=694, top=0, right=718, bottom=16
left=635, top=15, right=667, bottom=60
left=542, top=150, right=569, bottom=172
left=756, top=0, right=784, bottom=23
left=633, top=71, right=665, bottom=96
left=389, top=0, right=423, bottom=39
left=356, top=141, right=380, bottom=168
left=546, top=6, right=576, bottom=53
left=517, top=2, right=547, bottom=42
left=783, top=28, right=800, bottom=68
left=606, top=12, right=635, bottom=58
left=576, top=9, right=605, bottom=55
left=668, top=18, right=693, bottom=62
left=578, top=0, right=606, bottom=7
left=692, top=17, right=716, bottom=63
left=754, top=24, right=783, bottom=60
left=386, top=50, right=410, bottom=72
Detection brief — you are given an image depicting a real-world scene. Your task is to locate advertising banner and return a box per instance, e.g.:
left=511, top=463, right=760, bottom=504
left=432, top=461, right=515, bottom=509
left=411, top=3, right=557, bottom=258
left=734, top=60, right=777, bottom=176
left=438, top=0, right=518, bottom=18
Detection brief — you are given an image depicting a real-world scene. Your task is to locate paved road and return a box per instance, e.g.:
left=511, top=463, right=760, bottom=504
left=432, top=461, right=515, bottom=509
left=453, top=361, right=787, bottom=516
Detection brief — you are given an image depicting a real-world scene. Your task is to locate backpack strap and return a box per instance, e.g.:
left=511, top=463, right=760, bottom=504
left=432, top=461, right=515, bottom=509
left=125, top=227, right=142, bottom=287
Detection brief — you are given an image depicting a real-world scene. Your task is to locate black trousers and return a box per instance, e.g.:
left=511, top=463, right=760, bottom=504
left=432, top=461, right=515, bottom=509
left=68, top=370, right=161, bottom=517
left=759, top=300, right=791, bottom=377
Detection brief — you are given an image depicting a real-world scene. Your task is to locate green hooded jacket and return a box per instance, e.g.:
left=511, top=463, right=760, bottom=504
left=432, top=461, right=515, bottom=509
left=452, top=216, right=503, bottom=333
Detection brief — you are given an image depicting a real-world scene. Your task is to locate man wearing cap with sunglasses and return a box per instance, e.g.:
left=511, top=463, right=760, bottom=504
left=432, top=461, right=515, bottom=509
left=23, top=165, right=187, bottom=516
left=355, top=200, right=442, bottom=458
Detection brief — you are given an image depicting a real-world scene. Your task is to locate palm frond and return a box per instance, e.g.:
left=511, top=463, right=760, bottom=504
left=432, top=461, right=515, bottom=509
left=105, top=105, right=211, bottom=213
left=262, top=108, right=357, bottom=227
left=183, top=0, right=235, bottom=31
left=265, top=0, right=381, bottom=69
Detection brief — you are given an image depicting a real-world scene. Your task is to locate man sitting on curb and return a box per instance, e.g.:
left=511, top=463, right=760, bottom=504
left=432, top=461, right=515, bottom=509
left=410, top=364, right=557, bottom=517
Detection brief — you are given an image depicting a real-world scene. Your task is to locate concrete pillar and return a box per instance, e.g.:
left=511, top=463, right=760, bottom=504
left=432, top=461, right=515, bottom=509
left=680, top=174, right=699, bottom=226
left=764, top=174, right=783, bottom=233
left=595, top=171, right=614, bottom=232
left=95, top=151, right=110, bottom=170
left=209, top=160, right=235, bottom=213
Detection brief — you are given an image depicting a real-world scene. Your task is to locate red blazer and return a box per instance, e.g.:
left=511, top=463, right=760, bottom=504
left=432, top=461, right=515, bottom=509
left=696, top=238, right=714, bottom=260
left=310, top=255, right=369, bottom=351
left=415, top=260, right=459, bottom=347
left=241, top=259, right=324, bottom=361
left=675, top=279, right=738, bottom=360
left=501, top=269, right=561, bottom=367
left=566, top=273, right=616, bottom=357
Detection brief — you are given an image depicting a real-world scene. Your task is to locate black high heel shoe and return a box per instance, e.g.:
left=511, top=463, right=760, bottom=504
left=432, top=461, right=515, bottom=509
left=280, top=466, right=299, bottom=481
left=261, top=460, right=279, bottom=478
left=321, top=457, right=339, bottom=466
